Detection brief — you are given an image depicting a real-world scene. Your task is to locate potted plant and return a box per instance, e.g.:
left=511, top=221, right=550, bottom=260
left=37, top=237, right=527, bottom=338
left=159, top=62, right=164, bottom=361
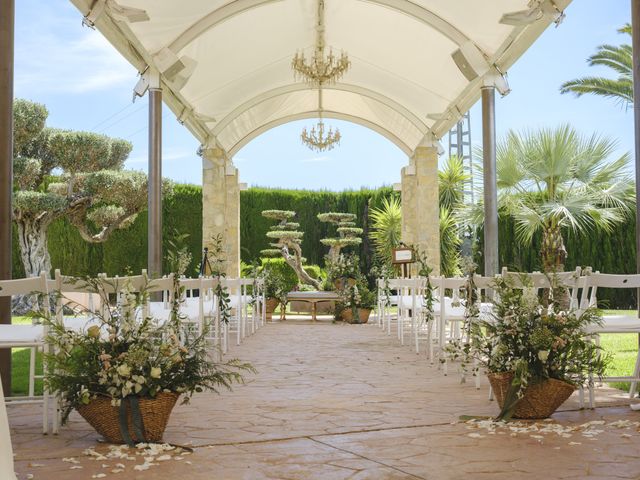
left=326, top=253, right=360, bottom=291
left=40, top=240, right=254, bottom=444
left=261, top=259, right=296, bottom=320
left=469, top=274, right=609, bottom=420
left=340, top=282, right=376, bottom=324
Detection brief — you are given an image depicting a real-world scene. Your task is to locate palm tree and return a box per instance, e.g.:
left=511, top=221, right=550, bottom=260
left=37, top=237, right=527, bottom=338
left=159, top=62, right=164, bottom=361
left=438, top=156, right=469, bottom=276
left=369, top=196, right=402, bottom=266
left=560, top=24, right=632, bottom=107
left=472, top=125, right=634, bottom=272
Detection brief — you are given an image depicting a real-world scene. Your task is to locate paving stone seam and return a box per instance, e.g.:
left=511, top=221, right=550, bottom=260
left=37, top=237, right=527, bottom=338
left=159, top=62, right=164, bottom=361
left=308, top=436, right=428, bottom=480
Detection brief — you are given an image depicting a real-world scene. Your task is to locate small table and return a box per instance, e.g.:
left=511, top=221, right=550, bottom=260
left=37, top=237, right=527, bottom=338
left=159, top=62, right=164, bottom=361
left=286, top=291, right=342, bottom=322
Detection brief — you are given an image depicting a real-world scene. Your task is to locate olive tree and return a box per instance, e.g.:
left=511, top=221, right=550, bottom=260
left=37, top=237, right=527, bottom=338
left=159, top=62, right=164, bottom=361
left=318, top=212, right=362, bottom=262
left=261, top=209, right=321, bottom=289
left=12, top=99, right=166, bottom=278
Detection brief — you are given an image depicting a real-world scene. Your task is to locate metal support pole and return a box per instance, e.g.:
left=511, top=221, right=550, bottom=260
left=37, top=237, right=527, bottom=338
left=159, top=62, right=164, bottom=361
left=148, top=87, right=162, bottom=278
left=632, top=0, right=640, bottom=319
left=0, top=0, right=14, bottom=394
left=482, top=86, right=499, bottom=276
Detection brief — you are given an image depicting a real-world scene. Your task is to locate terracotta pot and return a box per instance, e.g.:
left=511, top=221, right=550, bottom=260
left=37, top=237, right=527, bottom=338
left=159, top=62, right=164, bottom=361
left=488, top=372, right=575, bottom=419
left=334, top=277, right=357, bottom=290
left=265, top=298, right=279, bottom=320
left=341, top=308, right=371, bottom=324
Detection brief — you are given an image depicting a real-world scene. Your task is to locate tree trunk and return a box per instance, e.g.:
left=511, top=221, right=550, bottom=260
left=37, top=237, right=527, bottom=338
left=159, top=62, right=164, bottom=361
left=16, top=218, right=52, bottom=278
left=540, top=221, right=567, bottom=273
left=540, top=221, right=570, bottom=309
left=281, top=243, right=321, bottom=290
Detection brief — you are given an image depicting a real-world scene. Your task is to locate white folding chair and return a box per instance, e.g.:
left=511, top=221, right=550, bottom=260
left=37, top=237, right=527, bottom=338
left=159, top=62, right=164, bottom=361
left=0, top=273, right=51, bottom=434
left=52, top=270, right=103, bottom=333
left=580, top=271, right=640, bottom=408
left=380, top=278, right=401, bottom=336
left=222, top=278, right=245, bottom=347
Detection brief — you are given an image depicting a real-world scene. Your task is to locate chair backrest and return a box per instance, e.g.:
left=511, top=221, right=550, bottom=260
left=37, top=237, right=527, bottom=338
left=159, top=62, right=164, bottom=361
left=52, top=269, right=103, bottom=315
left=580, top=271, right=640, bottom=310
left=0, top=273, right=49, bottom=298
left=500, top=267, right=582, bottom=310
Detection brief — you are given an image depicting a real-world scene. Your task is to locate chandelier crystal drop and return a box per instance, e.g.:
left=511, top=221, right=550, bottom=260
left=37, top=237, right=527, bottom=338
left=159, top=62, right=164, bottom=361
left=301, top=120, right=341, bottom=152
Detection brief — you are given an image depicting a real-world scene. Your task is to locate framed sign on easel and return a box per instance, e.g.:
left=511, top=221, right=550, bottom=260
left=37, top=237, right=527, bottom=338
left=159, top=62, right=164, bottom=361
left=391, top=247, right=414, bottom=278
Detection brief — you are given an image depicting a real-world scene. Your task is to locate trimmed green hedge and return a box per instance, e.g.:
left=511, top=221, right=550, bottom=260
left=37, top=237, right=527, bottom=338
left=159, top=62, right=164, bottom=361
left=10, top=183, right=637, bottom=308
left=11, top=184, right=395, bottom=279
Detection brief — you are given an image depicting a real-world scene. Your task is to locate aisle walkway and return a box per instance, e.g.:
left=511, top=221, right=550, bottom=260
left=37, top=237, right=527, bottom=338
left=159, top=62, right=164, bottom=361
left=10, top=321, right=640, bottom=479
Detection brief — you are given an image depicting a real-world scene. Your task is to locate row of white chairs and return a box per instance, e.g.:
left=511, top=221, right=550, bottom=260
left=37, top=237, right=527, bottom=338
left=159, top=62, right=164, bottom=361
left=377, top=268, right=640, bottom=408
left=0, top=271, right=265, bottom=434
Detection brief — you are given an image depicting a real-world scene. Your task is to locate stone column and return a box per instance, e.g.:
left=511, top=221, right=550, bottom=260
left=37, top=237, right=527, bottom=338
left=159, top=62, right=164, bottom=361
left=202, top=146, right=240, bottom=277
left=401, top=146, right=440, bottom=275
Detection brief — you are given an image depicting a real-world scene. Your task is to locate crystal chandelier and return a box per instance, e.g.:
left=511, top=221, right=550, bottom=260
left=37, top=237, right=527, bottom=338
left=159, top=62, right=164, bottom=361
left=295, top=0, right=346, bottom=151
left=301, top=87, right=341, bottom=152
left=291, top=0, right=350, bottom=85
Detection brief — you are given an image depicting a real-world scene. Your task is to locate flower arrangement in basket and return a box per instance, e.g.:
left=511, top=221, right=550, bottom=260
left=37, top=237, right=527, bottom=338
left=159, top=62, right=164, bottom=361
left=40, top=240, right=254, bottom=444
left=470, top=272, right=609, bottom=420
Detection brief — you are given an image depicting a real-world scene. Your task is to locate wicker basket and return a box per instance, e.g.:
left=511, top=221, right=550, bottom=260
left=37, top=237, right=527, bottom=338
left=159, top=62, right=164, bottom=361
left=341, top=308, right=371, bottom=324
left=77, top=392, right=179, bottom=443
left=488, top=372, right=575, bottom=419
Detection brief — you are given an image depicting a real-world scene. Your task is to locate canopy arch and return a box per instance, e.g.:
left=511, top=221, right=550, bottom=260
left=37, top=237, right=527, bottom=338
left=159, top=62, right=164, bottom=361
left=213, top=82, right=429, bottom=138
left=217, top=88, right=424, bottom=155
left=229, top=112, right=413, bottom=157
left=70, top=0, right=572, bottom=152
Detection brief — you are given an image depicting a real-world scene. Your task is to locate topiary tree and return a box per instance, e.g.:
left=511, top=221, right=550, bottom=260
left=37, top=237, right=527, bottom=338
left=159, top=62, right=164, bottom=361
left=12, top=98, right=170, bottom=278
left=318, top=212, right=363, bottom=262
left=261, top=210, right=321, bottom=289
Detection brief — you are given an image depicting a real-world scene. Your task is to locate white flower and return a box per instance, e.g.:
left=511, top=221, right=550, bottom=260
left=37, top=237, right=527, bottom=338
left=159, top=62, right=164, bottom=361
left=150, top=367, right=162, bottom=379
left=538, top=350, right=550, bottom=362
left=117, top=364, right=131, bottom=377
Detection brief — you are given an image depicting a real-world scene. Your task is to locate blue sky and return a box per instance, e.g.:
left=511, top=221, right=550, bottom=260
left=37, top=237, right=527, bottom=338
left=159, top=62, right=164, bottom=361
left=13, top=0, right=634, bottom=190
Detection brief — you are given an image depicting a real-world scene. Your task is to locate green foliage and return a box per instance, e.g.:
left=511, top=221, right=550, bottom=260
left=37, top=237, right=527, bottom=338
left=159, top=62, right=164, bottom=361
left=440, top=207, right=462, bottom=277
left=13, top=190, right=66, bottom=217
left=368, top=195, right=402, bottom=266
left=48, top=130, right=130, bottom=174
left=469, top=125, right=634, bottom=273
left=439, top=155, right=468, bottom=211
left=262, top=210, right=295, bottom=220
left=560, top=24, right=632, bottom=107
left=470, top=276, right=609, bottom=420
left=40, top=275, right=253, bottom=423
left=242, top=186, right=393, bottom=269
left=13, top=99, right=48, bottom=154
left=260, top=258, right=299, bottom=295
left=266, top=230, right=304, bottom=239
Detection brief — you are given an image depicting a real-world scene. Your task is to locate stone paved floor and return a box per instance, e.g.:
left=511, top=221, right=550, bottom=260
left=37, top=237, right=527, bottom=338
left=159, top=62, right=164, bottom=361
left=9, top=319, right=640, bottom=480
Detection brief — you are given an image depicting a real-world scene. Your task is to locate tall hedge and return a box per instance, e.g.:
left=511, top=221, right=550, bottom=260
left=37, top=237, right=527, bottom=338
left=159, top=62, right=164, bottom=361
left=11, top=184, right=395, bottom=278
left=240, top=186, right=395, bottom=267
left=10, top=183, right=638, bottom=308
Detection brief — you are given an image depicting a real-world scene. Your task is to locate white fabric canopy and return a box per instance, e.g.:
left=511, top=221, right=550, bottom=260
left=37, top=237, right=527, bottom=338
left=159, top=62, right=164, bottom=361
left=69, top=0, right=571, bottom=156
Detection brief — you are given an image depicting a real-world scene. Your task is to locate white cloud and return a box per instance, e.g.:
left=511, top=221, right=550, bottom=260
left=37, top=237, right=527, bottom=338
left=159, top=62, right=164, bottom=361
left=15, top=9, right=135, bottom=95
